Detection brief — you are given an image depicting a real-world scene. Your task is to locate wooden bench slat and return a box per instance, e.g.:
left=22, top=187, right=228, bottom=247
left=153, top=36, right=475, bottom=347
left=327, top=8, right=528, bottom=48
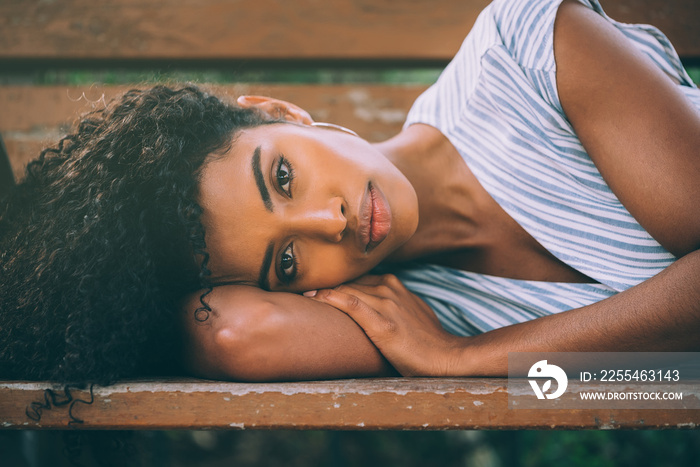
left=0, top=84, right=426, bottom=179
left=1, top=378, right=699, bottom=430
left=0, top=0, right=490, bottom=62
left=1, top=0, right=698, bottom=62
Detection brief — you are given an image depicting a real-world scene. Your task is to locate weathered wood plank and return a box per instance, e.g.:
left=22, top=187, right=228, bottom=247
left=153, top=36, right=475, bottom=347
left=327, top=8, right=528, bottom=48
left=0, top=0, right=697, bottom=61
left=0, top=84, right=426, bottom=180
left=1, top=378, right=698, bottom=430
left=0, top=0, right=491, bottom=61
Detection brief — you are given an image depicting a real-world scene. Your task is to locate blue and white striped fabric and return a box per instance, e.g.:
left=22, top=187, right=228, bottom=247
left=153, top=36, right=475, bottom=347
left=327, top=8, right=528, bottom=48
left=393, top=0, right=700, bottom=337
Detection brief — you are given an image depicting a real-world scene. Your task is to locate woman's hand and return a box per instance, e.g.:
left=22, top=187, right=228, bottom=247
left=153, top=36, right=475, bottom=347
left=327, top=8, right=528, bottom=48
left=308, top=274, right=467, bottom=376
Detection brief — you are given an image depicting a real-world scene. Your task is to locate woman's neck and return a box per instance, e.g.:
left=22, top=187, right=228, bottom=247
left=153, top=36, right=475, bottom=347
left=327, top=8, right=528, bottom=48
left=373, top=123, right=495, bottom=263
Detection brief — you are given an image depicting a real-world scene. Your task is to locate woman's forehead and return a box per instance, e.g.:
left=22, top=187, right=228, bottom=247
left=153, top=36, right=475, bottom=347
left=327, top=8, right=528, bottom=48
left=198, top=141, right=267, bottom=281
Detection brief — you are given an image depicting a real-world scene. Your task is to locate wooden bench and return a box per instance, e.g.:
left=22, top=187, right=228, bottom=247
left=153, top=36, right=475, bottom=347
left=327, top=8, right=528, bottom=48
left=2, top=378, right=700, bottom=430
left=1, top=0, right=699, bottom=430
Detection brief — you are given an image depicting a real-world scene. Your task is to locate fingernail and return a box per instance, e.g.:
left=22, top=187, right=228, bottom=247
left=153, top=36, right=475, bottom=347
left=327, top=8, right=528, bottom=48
left=303, top=290, right=317, bottom=297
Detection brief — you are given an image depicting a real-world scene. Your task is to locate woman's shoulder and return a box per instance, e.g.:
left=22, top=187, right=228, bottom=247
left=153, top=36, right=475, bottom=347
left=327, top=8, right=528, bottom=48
left=488, top=0, right=583, bottom=71
left=489, top=0, right=592, bottom=26
left=403, top=0, right=569, bottom=131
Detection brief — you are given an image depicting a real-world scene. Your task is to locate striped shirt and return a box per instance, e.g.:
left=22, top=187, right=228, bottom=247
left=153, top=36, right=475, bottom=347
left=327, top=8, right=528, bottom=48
left=393, top=0, right=700, bottom=337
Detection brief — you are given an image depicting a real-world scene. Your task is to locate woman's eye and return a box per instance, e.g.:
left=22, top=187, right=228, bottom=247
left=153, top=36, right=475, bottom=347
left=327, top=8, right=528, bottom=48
left=280, top=243, right=296, bottom=279
left=276, top=159, right=292, bottom=196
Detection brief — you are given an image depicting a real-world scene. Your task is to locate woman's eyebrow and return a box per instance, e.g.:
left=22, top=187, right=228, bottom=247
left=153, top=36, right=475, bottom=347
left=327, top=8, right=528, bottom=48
left=258, top=241, right=275, bottom=291
left=252, top=146, right=273, bottom=212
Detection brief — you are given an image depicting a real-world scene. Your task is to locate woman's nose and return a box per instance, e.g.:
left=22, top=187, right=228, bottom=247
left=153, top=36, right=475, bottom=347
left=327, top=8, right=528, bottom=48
left=287, top=197, right=347, bottom=242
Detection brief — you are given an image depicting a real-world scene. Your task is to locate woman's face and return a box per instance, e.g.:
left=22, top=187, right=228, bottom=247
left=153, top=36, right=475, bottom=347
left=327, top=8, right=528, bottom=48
left=198, top=122, right=418, bottom=293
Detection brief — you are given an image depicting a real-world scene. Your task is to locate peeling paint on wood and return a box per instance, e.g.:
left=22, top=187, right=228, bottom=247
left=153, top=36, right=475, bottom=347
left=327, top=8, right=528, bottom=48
left=1, top=378, right=699, bottom=430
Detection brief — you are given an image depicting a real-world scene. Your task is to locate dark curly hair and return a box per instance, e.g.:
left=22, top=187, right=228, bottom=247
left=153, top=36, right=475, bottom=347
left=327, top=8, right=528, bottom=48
left=0, top=84, right=273, bottom=386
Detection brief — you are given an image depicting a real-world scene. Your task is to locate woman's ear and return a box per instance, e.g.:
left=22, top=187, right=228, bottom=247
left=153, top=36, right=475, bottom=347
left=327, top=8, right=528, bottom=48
left=237, top=95, right=314, bottom=125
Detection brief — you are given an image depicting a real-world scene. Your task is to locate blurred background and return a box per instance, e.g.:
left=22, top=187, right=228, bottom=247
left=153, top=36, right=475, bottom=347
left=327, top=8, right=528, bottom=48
left=2, top=429, right=700, bottom=467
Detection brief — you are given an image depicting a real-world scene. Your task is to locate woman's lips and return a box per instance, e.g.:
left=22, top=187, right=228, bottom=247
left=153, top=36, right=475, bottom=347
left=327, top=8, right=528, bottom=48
left=358, top=182, right=391, bottom=253
left=369, top=183, right=391, bottom=248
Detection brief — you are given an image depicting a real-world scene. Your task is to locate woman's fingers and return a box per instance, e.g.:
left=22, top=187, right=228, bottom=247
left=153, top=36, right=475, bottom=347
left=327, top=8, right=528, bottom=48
left=301, top=274, right=389, bottom=299
left=337, top=274, right=408, bottom=300
left=312, top=286, right=392, bottom=338
left=309, top=275, right=462, bottom=376
left=335, top=275, right=443, bottom=327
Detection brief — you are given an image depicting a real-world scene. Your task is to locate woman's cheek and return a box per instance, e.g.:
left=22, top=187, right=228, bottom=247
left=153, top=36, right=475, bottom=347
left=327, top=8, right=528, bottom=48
left=303, top=249, right=366, bottom=290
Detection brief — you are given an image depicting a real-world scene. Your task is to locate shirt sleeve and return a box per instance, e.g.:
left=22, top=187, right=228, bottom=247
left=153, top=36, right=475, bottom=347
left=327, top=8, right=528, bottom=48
left=490, top=0, right=695, bottom=112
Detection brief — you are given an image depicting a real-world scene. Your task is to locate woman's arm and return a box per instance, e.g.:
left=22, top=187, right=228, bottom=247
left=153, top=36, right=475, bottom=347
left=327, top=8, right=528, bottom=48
left=311, top=253, right=700, bottom=376
left=308, top=0, right=700, bottom=376
left=554, top=0, right=700, bottom=257
left=181, top=284, right=396, bottom=381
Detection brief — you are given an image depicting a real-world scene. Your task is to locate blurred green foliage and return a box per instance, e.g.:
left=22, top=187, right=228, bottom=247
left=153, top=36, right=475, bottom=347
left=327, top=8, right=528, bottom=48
left=3, top=67, right=444, bottom=86
left=4, top=64, right=698, bottom=86
left=2, top=429, right=700, bottom=467
left=686, top=66, right=700, bottom=85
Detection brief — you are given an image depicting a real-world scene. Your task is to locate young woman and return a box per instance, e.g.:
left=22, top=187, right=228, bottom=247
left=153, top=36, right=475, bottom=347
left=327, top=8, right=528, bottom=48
left=2, top=0, right=699, bottom=386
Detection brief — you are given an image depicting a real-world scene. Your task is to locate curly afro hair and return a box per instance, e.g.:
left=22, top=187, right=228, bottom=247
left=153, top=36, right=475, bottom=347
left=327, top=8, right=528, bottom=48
left=0, top=84, right=273, bottom=385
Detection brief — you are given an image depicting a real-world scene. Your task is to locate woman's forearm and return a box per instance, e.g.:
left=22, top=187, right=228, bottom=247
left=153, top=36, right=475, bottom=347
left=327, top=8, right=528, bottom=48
left=311, top=253, right=700, bottom=378
left=455, top=249, right=700, bottom=376
left=182, top=284, right=396, bottom=381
